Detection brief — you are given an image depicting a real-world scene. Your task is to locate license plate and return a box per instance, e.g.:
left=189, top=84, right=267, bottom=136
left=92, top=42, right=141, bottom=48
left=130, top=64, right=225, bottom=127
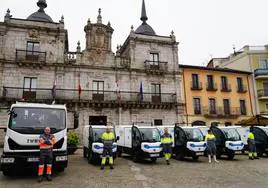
left=235, top=151, right=242, bottom=154
left=27, top=157, right=39, bottom=162
left=150, top=153, right=159, bottom=157
left=196, top=152, right=204, bottom=156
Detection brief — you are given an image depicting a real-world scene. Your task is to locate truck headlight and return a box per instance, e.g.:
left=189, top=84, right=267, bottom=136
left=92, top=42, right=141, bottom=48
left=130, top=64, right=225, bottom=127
left=56, top=156, right=68, bottom=161
left=1, top=157, right=15, bottom=163
left=144, top=145, right=150, bottom=149
left=94, top=145, right=102, bottom=149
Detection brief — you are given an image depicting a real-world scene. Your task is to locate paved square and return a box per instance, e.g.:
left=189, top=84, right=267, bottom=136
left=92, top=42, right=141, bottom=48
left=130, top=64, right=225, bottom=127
left=1, top=149, right=268, bottom=188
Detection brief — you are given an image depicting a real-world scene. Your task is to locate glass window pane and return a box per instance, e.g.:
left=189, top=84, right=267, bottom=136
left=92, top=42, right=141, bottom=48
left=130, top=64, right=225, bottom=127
left=93, top=81, right=98, bottom=93
left=27, top=42, right=33, bottom=51
left=33, top=43, right=40, bottom=51
left=31, top=78, right=37, bottom=91
left=151, top=85, right=156, bottom=94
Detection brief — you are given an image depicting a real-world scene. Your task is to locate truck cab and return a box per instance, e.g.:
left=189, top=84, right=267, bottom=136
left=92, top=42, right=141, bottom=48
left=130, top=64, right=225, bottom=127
left=0, top=102, right=78, bottom=176
left=197, top=126, right=244, bottom=159
left=83, top=125, right=117, bottom=164
left=250, top=126, right=268, bottom=157
left=157, top=125, right=206, bottom=160
left=116, top=123, right=162, bottom=163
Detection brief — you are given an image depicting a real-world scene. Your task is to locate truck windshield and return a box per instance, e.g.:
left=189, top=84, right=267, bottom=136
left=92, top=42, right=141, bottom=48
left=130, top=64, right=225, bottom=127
left=184, top=128, right=204, bottom=141
left=8, top=107, right=66, bottom=134
left=93, top=128, right=114, bottom=142
left=139, top=128, right=160, bottom=142
left=222, top=128, right=241, bottom=141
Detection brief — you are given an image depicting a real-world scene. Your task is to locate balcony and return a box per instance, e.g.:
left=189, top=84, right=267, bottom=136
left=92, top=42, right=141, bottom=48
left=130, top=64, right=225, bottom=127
left=254, top=69, right=268, bottom=79
left=191, top=82, right=203, bottom=90
left=257, top=89, right=268, bottom=99
left=206, top=83, right=218, bottom=91
left=202, top=107, right=241, bottom=118
left=2, top=87, right=180, bottom=109
left=221, top=84, right=232, bottom=92
left=144, top=60, right=168, bottom=74
left=237, top=85, right=248, bottom=93
left=15, top=49, right=46, bottom=65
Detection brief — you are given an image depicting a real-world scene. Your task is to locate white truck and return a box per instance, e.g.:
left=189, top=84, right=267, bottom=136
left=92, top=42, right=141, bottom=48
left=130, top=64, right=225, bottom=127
left=83, top=125, right=117, bottom=164
left=115, top=123, right=163, bottom=162
left=0, top=102, right=78, bottom=176
left=196, top=126, right=244, bottom=159
left=157, top=125, right=206, bottom=160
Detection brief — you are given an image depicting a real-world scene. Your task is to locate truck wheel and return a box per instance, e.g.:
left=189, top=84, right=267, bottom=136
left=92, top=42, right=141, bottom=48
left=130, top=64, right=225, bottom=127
left=83, top=147, right=88, bottom=158
left=151, top=158, right=157, bottom=163
left=2, top=170, right=12, bottom=177
left=88, top=151, right=93, bottom=164
left=132, top=152, right=139, bottom=163
left=176, top=152, right=184, bottom=161
left=227, top=154, right=235, bottom=160
left=192, top=155, right=199, bottom=160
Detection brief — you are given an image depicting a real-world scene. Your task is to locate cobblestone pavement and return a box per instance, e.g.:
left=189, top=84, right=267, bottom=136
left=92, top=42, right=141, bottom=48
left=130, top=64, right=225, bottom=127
left=1, top=148, right=268, bottom=188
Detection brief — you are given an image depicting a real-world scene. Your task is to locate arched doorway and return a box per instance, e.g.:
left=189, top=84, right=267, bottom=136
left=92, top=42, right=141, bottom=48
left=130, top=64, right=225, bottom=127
left=191, top=121, right=206, bottom=126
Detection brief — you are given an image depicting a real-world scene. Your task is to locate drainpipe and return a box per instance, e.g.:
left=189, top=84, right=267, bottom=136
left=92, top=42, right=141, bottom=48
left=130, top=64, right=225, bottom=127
left=247, top=74, right=254, bottom=117
left=182, top=68, right=189, bottom=124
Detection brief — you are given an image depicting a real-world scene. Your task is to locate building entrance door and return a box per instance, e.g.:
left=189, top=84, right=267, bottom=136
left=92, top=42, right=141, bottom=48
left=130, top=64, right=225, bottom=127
left=89, top=116, right=107, bottom=125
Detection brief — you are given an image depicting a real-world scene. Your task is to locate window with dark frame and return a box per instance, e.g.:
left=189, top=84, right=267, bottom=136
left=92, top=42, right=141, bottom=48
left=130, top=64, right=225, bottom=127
left=23, top=77, right=37, bottom=100
left=259, top=59, right=268, bottom=69
left=192, top=74, right=199, bottom=89
left=221, top=76, right=228, bottom=90
left=240, top=100, right=247, bottom=115
left=150, top=53, right=159, bottom=64
left=93, top=81, right=104, bottom=94
left=223, top=99, right=230, bottom=115
left=151, top=84, right=161, bottom=96
left=26, top=41, right=40, bottom=55
left=207, top=75, right=214, bottom=89
left=193, top=98, right=201, bottom=114
left=237, top=77, right=243, bottom=91
left=209, top=98, right=216, bottom=114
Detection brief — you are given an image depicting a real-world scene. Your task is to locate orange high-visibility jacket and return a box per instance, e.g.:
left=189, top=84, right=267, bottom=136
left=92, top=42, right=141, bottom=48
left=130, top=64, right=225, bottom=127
left=39, top=134, right=56, bottom=150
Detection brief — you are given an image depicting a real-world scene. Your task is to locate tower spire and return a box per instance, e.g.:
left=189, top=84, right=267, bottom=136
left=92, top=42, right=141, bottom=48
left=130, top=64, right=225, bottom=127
left=140, top=0, right=148, bottom=23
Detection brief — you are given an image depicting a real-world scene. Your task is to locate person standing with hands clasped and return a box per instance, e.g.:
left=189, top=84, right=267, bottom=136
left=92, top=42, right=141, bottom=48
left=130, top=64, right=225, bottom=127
left=38, top=127, right=55, bottom=182
left=205, top=129, right=219, bottom=163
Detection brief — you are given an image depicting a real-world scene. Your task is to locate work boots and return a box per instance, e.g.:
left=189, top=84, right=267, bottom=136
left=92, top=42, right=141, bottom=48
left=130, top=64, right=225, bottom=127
left=110, top=164, right=114, bottom=170
left=37, top=176, right=43, bottom=183
left=166, top=160, right=170, bottom=165
left=100, top=165, right=105, bottom=170
left=47, top=175, right=52, bottom=181
left=249, top=157, right=254, bottom=160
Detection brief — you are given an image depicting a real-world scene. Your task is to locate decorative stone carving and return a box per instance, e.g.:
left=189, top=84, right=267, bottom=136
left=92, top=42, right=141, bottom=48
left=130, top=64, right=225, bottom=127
left=28, top=29, right=39, bottom=38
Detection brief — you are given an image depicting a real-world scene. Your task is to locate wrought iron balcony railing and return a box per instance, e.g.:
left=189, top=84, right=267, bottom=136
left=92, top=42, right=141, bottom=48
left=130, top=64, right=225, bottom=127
left=144, top=60, right=168, bottom=71
left=257, top=89, right=268, bottom=98
left=221, top=84, right=232, bottom=92
left=237, top=85, right=248, bottom=93
left=191, top=82, right=203, bottom=90
left=15, top=49, right=46, bottom=64
left=206, top=83, right=218, bottom=91
left=202, top=106, right=241, bottom=117
left=2, top=87, right=177, bottom=104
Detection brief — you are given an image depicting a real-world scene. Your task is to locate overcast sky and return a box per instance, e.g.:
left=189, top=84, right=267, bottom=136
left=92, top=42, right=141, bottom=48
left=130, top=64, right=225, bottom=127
left=1, top=0, right=268, bottom=66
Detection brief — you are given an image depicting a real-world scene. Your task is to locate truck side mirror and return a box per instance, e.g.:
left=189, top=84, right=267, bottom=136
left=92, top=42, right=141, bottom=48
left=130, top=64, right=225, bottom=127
left=73, top=112, right=79, bottom=129
left=116, top=136, right=120, bottom=141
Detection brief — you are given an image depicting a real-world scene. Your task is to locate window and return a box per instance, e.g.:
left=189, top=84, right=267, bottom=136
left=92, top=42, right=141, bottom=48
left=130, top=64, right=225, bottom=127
left=237, top=77, right=243, bottom=91
left=207, top=75, right=214, bottom=89
left=92, top=81, right=104, bottom=101
left=154, top=119, right=163, bottom=126
left=266, top=104, right=268, bottom=110
left=193, top=98, right=201, bottom=114
left=23, top=77, right=37, bottom=100
left=192, top=74, right=199, bottom=89
left=26, top=42, right=40, bottom=55
left=23, top=77, right=37, bottom=92
left=151, top=84, right=161, bottom=96
left=93, top=81, right=104, bottom=94
left=150, top=53, right=159, bottom=63
left=151, top=84, right=161, bottom=103
left=221, top=76, right=228, bottom=90
left=223, top=99, right=230, bottom=115
left=209, top=98, right=216, bottom=114
left=259, top=59, right=268, bottom=69
left=240, top=100, right=247, bottom=115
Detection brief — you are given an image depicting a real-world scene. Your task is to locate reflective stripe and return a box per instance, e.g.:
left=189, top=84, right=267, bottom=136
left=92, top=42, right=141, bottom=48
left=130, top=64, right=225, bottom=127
left=161, top=134, right=172, bottom=144
left=205, top=134, right=215, bottom=141
left=102, top=132, right=115, bottom=141
left=39, top=134, right=55, bottom=149
left=47, top=164, right=52, bottom=175
left=38, top=165, right=44, bottom=176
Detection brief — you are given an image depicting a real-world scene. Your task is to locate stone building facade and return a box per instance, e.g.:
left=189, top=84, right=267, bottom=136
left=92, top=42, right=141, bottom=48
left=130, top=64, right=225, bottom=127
left=0, top=0, right=184, bottom=143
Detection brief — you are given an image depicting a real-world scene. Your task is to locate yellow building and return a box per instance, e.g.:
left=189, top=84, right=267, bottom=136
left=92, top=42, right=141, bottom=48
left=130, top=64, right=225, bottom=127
left=180, top=65, right=254, bottom=126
